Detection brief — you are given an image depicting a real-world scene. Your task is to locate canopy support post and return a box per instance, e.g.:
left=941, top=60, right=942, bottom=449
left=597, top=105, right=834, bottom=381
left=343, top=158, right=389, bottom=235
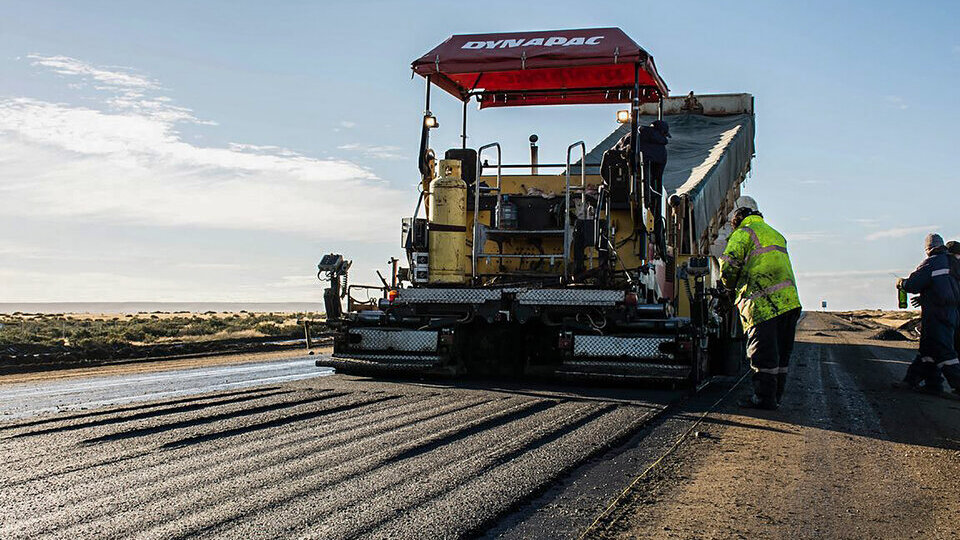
left=461, top=98, right=468, bottom=149
left=630, top=64, right=640, bottom=177
left=424, top=75, right=431, bottom=112
left=418, top=75, right=433, bottom=180
left=631, top=63, right=647, bottom=262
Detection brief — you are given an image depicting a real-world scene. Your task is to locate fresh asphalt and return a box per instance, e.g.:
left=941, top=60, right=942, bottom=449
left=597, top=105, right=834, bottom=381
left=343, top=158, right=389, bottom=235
left=0, top=352, right=697, bottom=539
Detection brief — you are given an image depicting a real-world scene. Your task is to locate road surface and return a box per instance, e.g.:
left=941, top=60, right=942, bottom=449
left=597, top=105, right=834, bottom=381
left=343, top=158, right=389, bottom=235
left=1, top=312, right=957, bottom=539
left=585, top=311, right=960, bottom=539
left=0, top=350, right=682, bottom=539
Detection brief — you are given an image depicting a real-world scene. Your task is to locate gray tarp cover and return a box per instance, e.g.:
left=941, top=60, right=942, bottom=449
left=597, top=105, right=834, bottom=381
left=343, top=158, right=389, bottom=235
left=579, top=113, right=755, bottom=241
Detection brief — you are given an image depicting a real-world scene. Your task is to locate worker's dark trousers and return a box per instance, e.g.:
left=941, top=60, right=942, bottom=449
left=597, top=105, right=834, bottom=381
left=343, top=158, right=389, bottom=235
left=956, top=326, right=960, bottom=361
left=644, top=161, right=667, bottom=257
left=745, top=309, right=802, bottom=406
left=905, top=309, right=960, bottom=391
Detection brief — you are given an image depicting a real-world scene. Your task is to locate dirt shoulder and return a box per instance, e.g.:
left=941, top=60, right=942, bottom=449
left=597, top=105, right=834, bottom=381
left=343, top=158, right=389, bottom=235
left=588, top=312, right=960, bottom=540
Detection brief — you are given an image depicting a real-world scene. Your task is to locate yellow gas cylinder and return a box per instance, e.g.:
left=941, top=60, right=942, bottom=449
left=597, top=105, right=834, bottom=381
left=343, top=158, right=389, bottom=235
left=428, top=159, right=468, bottom=284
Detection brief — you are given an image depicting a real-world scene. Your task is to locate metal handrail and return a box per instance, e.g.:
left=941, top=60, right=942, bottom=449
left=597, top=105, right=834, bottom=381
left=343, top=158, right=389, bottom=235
left=564, top=141, right=587, bottom=283
left=470, top=141, right=592, bottom=283
left=480, top=163, right=602, bottom=170
left=473, top=142, right=502, bottom=281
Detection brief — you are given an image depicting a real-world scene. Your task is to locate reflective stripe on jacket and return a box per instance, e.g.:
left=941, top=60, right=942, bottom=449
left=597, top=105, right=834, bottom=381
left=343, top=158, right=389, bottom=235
left=902, top=251, right=960, bottom=320
left=719, top=215, right=802, bottom=329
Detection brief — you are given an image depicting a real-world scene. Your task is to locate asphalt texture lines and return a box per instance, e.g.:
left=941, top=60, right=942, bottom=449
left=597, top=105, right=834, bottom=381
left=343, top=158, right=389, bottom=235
left=0, top=372, right=670, bottom=539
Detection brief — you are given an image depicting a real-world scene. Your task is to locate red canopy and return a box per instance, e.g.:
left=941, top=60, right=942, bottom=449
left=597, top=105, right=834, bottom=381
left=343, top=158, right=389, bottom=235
left=412, top=28, right=668, bottom=108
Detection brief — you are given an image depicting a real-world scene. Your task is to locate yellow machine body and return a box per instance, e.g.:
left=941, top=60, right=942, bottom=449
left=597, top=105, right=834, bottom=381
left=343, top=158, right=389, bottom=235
left=673, top=254, right=695, bottom=318
left=466, top=174, right=647, bottom=279
left=428, top=159, right=468, bottom=284
left=671, top=254, right=719, bottom=318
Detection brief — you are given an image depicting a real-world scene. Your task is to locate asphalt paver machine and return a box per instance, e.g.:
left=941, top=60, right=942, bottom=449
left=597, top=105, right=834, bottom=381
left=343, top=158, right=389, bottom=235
left=318, top=28, right=755, bottom=386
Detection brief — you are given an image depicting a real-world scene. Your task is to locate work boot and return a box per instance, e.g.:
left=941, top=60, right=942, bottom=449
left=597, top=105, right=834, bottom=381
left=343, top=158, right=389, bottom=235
left=738, top=394, right=777, bottom=410
left=919, top=382, right=945, bottom=395
left=902, top=373, right=923, bottom=387
left=891, top=380, right=922, bottom=391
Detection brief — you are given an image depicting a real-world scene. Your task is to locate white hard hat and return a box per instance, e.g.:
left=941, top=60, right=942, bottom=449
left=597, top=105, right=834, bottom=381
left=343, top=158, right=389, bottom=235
left=727, top=195, right=758, bottom=221
left=735, top=195, right=758, bottom=211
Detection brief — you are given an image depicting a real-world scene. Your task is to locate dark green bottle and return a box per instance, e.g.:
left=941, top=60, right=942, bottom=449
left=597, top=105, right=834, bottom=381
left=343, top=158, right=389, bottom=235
left=898, top=286, right=908, bottom=309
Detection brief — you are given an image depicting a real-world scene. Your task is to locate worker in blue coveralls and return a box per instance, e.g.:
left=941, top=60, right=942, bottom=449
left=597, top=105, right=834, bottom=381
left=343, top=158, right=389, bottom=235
left=898, top=234, right=960, bottom=396
left=947, top=240, right=960, bottom=378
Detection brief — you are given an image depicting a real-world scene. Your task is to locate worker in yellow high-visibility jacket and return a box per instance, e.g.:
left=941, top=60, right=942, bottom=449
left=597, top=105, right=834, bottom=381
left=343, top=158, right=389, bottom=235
left=719, top=205, right=802, bottom=410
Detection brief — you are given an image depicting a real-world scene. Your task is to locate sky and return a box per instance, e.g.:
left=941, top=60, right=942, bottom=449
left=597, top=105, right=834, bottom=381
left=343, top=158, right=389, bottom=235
left=0, top=0, right=958, bottom=309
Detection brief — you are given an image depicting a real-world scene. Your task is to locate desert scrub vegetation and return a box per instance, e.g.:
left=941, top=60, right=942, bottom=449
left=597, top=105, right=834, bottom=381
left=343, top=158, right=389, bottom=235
left=0, top=312, right=325, bottom=348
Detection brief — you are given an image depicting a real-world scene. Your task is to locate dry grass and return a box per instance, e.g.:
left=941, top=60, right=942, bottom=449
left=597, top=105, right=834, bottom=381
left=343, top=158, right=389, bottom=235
left=0, top=311, right=325, bottom=348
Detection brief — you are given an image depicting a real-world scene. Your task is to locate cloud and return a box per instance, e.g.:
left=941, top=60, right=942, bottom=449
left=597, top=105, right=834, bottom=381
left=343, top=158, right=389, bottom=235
left=227, top=142, right=300, bottom=156
left=884, top=95, right=908, bottom=110
left=0, top=268, right=185, bottom=302
left=784, top=231, right=829, bottom=242
left=26, top=55, right=212, bottom=125
left=0, top=55, right=407, bottom=241
left=28, top=54, right=158, bottom=90
left=0, top=240, right=50, bottom=258
left=333, top=120, right=357, bottom=132
left=796, top=269, right=906, bottom=279
left=337, top=143, right=407, bottom=160
left=266, top=275, right=320, bottom=289
left=177, top=262, right=248, bottom=270
left=865, top=225, right=940, bottom=241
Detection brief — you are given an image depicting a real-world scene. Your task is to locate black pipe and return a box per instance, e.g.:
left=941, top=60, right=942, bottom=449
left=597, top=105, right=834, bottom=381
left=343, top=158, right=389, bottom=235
left=418, top=76, right=432, bottom=178
left=529, top=134, right=539, bottom=175
left=425, top=74, right=431, bottom=111
left=461, top=98, right=468, bottom=149
left=625, top=304, right=669, bottom=318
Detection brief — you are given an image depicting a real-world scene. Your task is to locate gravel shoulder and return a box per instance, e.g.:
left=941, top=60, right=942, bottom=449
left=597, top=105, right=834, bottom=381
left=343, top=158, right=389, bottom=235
left=586, top=312, right=960, bottom=540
